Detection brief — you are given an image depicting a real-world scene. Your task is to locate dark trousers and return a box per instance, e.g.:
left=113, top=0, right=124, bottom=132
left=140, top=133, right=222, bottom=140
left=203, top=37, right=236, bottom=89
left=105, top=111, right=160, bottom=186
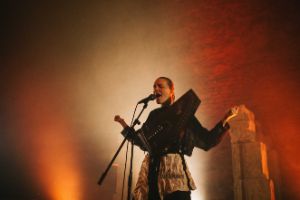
left=148, top=156, right=161, bottom=200
left=164, top=191, right=191, bottom=200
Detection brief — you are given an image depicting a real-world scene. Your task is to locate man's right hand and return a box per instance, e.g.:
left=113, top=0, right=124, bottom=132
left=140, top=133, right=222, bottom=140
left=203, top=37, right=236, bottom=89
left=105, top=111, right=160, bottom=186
left=114, top=115, right=129, bottom=128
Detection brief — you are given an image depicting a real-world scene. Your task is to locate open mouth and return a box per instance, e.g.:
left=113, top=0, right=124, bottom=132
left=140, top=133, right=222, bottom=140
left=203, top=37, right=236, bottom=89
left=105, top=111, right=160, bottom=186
left=154, top=93, right=162, bottom=98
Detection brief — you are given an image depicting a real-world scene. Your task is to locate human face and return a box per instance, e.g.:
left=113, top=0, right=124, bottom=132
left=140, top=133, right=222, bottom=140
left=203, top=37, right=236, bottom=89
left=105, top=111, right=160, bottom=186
left=153, top=78, right=173, bottom=105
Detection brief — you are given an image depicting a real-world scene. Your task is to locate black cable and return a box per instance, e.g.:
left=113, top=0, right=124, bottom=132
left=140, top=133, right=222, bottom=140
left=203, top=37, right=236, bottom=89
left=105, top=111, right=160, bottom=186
left=121, top=141, right=129, bottom=200
left=130, top=104, right=138, bottom=126
left=121, top=103, right=138, bottom=200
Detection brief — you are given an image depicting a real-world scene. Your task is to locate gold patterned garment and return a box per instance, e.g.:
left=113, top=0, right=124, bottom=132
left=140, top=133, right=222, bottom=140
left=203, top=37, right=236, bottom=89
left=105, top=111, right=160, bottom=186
left=133, top=153, right=196, bottom=200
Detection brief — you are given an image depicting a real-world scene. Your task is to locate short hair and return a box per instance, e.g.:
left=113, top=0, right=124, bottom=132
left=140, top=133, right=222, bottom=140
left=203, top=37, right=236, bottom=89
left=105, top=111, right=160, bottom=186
left=157, top=76, right=175, bottom=100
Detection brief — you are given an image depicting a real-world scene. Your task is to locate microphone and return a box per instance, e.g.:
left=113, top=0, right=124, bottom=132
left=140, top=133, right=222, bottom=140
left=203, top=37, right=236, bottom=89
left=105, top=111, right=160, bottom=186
left=138, top=94, right=161, bottom=104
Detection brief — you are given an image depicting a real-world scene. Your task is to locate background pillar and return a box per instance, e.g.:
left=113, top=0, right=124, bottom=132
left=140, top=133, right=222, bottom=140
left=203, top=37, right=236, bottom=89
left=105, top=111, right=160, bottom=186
left=228, top=105, right=275, bottom=200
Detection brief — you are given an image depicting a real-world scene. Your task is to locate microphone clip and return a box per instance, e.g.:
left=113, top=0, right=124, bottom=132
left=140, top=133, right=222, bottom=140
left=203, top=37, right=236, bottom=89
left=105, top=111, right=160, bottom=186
left=137, top=94, right=160, bottom=104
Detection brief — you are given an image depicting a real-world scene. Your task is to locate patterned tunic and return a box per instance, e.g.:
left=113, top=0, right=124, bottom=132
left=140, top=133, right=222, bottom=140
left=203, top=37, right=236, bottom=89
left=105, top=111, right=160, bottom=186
left=133, top=154, right=196, bottom=200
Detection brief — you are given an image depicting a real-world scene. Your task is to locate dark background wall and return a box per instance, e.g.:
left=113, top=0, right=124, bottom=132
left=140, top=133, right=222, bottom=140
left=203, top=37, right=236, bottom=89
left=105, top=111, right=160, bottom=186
left=1, top=0, right=299, bottom=199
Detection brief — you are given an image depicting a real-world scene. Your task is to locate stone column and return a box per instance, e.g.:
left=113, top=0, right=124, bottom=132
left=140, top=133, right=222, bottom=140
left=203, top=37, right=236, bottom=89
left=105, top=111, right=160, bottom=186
left=228, top=105, right=275, bottom=200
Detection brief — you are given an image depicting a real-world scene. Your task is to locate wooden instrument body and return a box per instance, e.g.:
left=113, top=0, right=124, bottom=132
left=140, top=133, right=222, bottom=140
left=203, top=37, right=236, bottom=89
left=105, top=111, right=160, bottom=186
left=138, top=89, right=201, bottom=155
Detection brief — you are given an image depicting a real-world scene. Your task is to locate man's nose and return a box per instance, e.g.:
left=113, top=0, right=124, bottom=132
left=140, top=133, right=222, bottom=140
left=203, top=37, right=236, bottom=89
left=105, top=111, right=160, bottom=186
left=154, top=89, right=160, bottom=95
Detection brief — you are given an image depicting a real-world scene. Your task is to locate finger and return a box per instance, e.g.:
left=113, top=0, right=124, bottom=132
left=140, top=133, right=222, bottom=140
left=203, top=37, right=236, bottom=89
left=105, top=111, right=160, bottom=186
left=114, top=115, right=120, bottom=121
left=232, top=107, right=238, bottom=113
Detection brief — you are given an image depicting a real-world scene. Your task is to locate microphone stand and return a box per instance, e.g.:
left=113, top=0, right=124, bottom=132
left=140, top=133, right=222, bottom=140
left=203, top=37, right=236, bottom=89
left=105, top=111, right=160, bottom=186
left=127, top=102, right=149, bottom=200
left=98, top=101, right=150, bottom=200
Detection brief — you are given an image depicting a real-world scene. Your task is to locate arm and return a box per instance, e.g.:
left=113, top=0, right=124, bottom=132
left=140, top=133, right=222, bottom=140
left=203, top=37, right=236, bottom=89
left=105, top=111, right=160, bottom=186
left=192, top=106, right=239, bottom=150
left=190, top=116, right=229, bottom=151
left=183, top=106, right=239, bottom=153
left=114, top=115, right=147, bottom=151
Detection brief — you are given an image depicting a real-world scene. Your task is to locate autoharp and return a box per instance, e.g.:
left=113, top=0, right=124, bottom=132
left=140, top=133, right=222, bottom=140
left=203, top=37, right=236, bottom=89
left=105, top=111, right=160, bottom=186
left=137, top=89, right=201, bottom=155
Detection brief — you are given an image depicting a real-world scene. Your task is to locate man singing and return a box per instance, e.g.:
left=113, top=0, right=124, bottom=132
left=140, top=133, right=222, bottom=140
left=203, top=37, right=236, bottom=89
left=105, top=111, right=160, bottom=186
left=115, top=77, right=238, bottom=200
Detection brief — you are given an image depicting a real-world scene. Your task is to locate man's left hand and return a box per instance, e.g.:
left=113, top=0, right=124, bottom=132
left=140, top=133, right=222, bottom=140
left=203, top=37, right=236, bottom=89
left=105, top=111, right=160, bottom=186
left=222, top=106, right=239, bottom=126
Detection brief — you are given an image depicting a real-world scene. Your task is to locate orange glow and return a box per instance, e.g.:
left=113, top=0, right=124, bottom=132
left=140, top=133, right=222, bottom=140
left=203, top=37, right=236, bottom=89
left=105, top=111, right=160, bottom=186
left=12, top=76, right=82, bottom=200
left=34, top=127, right=81, bottom=200
left=260, top=143, right=269, bottom=179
